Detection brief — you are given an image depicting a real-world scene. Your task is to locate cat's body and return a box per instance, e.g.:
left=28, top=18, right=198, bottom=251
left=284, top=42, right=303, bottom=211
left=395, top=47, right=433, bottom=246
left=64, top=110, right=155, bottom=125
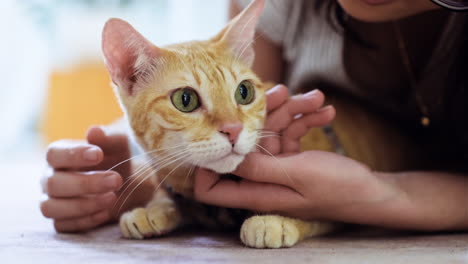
left=102, top=0, right=334, bottom=248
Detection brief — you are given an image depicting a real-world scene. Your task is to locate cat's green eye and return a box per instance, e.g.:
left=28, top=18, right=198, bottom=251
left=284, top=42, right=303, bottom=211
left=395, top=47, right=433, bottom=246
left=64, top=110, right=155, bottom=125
left=235, top=80, right=255, bottom=105
left=171, top=88, right=200, bottom=113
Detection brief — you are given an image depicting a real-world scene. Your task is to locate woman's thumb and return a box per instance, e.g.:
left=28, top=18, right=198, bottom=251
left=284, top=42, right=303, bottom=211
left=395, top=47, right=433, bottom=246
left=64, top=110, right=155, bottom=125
left=233, top=152, right=293, bottom=186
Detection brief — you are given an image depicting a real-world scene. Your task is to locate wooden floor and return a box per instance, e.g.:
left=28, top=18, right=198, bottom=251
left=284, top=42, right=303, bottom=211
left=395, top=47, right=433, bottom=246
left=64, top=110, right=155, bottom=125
left=1, top=155, right=467, bottom=264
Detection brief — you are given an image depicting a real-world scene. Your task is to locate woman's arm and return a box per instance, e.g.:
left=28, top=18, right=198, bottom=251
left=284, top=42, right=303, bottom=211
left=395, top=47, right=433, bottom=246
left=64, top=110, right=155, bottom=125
left=369, top=171, right=468, bottom=230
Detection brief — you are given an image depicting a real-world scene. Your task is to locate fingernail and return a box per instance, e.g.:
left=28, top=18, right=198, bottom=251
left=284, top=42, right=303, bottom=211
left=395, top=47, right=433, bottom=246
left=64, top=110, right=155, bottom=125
left=83, top=147, right=99, bottom=161
left=304, top=89, right=319, bottom=98
left=266, top=84, right=284, bottom=94
left=99, top=193, right=116, bottom=206
left=317, top=105, right=334, bottom=112
left=102, top=174, right=121, bottom=190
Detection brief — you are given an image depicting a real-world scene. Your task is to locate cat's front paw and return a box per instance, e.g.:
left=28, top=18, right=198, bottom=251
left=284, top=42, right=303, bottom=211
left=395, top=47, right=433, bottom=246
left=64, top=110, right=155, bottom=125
left=240, top=215, right=301, bottom=249
left=119, top=205, right=181, bottom=239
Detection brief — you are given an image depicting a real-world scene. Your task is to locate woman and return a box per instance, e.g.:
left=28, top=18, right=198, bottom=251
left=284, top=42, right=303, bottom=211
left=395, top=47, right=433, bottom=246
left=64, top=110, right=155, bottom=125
left=42, top=0, right=468, bottom=232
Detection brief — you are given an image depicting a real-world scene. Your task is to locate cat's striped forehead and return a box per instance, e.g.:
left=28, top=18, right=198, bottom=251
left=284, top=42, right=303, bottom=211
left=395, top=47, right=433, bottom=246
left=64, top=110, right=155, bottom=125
left=163, top=41, right=262, bottom=112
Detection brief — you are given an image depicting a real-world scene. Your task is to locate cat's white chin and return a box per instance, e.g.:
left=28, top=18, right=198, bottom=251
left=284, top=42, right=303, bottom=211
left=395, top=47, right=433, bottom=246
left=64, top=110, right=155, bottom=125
left=202, top=154, right=244, bottom=174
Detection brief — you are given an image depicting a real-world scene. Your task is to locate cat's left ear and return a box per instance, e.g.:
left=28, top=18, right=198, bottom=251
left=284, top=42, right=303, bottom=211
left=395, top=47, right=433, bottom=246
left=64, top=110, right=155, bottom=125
left=216, top=0, right=265, bottom=67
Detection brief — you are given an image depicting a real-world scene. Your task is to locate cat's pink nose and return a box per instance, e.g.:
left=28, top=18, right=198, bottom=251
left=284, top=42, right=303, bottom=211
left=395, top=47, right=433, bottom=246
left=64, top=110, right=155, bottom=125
left=218, top=122, right=243, bottom=145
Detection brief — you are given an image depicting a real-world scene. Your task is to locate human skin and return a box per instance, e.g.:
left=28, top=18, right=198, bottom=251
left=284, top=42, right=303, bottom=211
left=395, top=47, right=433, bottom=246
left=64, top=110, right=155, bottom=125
left=337, top=0, right=440, bottom=22
left=191, top=0, right=468, bottom=231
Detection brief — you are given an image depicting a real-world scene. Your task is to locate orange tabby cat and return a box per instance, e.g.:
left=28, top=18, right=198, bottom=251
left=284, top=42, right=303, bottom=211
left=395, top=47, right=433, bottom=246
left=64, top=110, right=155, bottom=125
left=102, top=0, right=333, bottom=248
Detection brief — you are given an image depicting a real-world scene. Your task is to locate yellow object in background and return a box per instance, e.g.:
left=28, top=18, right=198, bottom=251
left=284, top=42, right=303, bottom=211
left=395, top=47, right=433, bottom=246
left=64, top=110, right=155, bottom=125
left=41, top=61, right=123, bottom=143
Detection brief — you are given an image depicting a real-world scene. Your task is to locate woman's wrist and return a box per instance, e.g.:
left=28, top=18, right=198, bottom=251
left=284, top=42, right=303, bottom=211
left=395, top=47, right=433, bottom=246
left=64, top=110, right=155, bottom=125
left=320, top=169, right=405, bottom=227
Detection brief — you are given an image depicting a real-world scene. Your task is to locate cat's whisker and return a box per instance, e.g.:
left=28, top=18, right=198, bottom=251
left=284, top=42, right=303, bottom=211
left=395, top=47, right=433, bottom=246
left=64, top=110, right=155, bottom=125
left=255, top=129, right=280, bottom=134
left=119, top=145, right=189, bottom=188
left=255, top=143, right=297, bottom=187
left=116, top=152, right=190, bottom=215
left=118, top=149, right=179, bottom=188
left=257, top=130, right=281, bottom=139
left=153, top=159, right=188, bottom=193
left=113, top=149, right=190, bottom=212
left=183, top=165, right=196, bottom=188
left=257, top=135, right=280, bottom=139
left=257, top=131, right=280, bottom=136
left=258, top=130, right=278, bottom=133
left=106, top=144, right=187, bottom=173
left=114, top=148, right=190, bottom=200
left=256, top=134, right=280, bottom=139
left=115, top=148, right=189, bottom=203
left=119, top=155, right=159, bottom=187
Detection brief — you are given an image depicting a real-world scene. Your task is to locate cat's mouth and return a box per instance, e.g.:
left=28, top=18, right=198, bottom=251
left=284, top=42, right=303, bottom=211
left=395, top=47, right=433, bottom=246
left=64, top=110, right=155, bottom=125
left=202, top=150, right=245, bottom=174
left=213, top=151, right=243, bottom=162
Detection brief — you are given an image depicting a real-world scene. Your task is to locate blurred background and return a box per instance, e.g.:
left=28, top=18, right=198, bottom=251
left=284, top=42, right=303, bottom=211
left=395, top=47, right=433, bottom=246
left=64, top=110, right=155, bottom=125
left=0, top=0, right=229, bottom=160
left=0, top=0, right=228, bottom=214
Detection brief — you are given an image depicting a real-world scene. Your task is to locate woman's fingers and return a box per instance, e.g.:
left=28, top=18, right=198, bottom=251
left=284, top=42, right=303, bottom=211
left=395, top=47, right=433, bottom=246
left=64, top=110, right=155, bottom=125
left=233, top=152, right=299, bottom=186
left=45, top=171, right=122, bottom=198
left=40, top=192, right=117, bottom=220
left=266, top=84, right=289, bottom=113
left=53, top=210, right=111, bottom=233
left=46, top=140, right=104, bottom=169
left=87, top=126, right=129, bottom=154
left=261, top=90, right=326, bottom=153
left=265, top=90, right=325, bottom=132
left=281, top=105, right=336, bottom=153
left=86, top=126, right=131, bottom=173
left=193, top=168, right=301, bottom=211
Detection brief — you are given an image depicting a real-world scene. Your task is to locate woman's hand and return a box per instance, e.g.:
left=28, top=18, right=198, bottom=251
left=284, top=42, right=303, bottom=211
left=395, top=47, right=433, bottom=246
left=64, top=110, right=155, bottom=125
left=41, top=126, right=130, bottom=232
left=194, top=150, right=396, bottom=222
left=260, top=85, right=335, bottom=155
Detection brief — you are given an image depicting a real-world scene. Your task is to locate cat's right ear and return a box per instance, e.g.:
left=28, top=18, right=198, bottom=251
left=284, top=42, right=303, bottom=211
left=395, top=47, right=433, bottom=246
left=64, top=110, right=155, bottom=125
left=102, top=18, right=160, bottom=96
left=215, top=0, right=265, bottom=67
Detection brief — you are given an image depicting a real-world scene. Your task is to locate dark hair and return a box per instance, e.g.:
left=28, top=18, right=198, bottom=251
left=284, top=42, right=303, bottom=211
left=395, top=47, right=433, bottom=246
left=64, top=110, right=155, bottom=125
left=314, top=1, right=468, bottom=164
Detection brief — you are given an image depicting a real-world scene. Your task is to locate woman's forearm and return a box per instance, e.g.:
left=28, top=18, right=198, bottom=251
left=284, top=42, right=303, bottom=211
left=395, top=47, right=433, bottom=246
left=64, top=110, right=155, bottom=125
left=387, top=171, right=468, bottom=230
left=342, top=171, right=468, bottom=231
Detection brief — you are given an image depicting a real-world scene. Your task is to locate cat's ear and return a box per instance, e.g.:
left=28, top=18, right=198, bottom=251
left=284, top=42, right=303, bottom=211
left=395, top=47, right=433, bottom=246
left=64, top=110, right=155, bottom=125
left=216, top=0, right=264, bottom=67
left=102, top=18, right=160, bottom=96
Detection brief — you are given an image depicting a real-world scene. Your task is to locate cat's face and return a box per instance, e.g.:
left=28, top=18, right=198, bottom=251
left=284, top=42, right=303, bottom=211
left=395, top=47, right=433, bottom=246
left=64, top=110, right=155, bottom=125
left=122, top=41, right=266, bottom=173
left=102, top=0, right=266, bottom=173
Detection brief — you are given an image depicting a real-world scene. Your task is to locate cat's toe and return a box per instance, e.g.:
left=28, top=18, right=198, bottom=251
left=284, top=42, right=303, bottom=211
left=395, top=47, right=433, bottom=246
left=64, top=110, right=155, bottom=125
left=119, top=208, right=156, bottom=239
left=240, top=215, right=300, bottom=249
left=119, top=204, right=182, bottom=239
left=146, top=206, right=180, bottom=235
left=240, top=215, right=268, bottom=248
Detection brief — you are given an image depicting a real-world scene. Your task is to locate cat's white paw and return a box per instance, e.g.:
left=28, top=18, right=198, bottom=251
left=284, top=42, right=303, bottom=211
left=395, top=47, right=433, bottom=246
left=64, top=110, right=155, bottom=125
left=119, top=205, right=181, bottom=239
left=240, top=215, right=301, bottom=249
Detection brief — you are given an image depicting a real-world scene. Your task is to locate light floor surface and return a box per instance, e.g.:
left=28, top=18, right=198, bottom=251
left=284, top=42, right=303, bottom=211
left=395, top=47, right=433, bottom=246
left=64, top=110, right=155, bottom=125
left=1, top=155, right=467, bottom=264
